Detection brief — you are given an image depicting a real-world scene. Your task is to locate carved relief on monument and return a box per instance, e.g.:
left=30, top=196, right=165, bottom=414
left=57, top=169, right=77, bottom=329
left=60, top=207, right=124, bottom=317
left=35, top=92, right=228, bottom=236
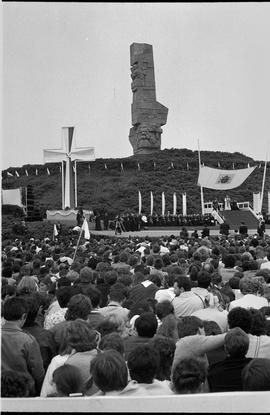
left=129, top=43, right=168, bottom=155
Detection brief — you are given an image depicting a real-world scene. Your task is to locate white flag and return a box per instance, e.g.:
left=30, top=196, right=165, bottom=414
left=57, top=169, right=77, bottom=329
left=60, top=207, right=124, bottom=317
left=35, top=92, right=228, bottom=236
left=82, top=218, right=90, bottom=240
left=138, top=190, right=142, bottom=214
left=173, top=192, right=177, bottom=215
left=137, top=163, right=140, bottom=171
left=25, top=169, right=29, bottom=177
left=7, top=172, right=13, bottom=177
left=171, top=162, right=174, bottom=169
left=104, top=163, right=108, bottom=170
left=53, top=224, right=58, bottom=237
left=162, top=192, right=165, bottom=216
left=197, top=164, right=256, bottom=190
left=47, top=167, right=50, bottom=175
left=15, top=170, right=20, bottom=177
left=150, top=191, right=153, bottom=215
left=36, top=168, right=38, bottom=176
left=120, top=163, right=124, bottom=171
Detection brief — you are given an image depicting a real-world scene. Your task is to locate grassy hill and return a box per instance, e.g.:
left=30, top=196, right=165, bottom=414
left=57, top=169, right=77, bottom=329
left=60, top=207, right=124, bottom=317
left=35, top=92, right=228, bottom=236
left=2, top=148, right=269, bottom=218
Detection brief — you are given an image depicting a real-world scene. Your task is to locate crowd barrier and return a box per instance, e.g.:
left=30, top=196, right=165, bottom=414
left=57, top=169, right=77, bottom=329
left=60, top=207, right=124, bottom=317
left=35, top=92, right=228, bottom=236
left=2, top=392, right=270, bottom=413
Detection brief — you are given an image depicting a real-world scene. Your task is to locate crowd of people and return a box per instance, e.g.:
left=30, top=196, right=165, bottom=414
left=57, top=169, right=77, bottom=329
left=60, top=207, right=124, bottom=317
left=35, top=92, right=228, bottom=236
left=1, top=226, right=270, bottom=399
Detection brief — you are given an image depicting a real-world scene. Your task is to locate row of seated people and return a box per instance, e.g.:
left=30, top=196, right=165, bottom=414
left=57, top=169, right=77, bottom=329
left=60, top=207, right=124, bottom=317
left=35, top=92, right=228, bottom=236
left=1, top=230, right=270, bottom=398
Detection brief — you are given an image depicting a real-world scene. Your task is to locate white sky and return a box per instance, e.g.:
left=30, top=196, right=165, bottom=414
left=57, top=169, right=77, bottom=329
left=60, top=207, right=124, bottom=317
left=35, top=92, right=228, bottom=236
left=2, top=2, right=270, bottom=170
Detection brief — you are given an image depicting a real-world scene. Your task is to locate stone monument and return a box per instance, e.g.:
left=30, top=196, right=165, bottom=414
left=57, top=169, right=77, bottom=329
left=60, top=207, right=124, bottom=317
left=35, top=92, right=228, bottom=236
left=129, top=43, right=168, bottom=155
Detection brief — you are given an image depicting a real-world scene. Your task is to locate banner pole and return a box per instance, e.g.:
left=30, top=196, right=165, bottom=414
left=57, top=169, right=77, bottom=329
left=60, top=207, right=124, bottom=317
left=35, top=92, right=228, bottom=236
left=198, top=139, right=205, bottom=215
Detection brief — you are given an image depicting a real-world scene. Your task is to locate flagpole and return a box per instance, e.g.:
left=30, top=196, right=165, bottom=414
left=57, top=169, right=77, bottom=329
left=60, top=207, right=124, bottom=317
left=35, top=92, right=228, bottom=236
left=73, top=226, right=84, bottom=261
left=198, top=139, right=205, bottom=215
left=61, top=161, right=65, bottom=210
left=74, top=160, right=78, bottom=208
left=259, top=150, right=268, bottom=214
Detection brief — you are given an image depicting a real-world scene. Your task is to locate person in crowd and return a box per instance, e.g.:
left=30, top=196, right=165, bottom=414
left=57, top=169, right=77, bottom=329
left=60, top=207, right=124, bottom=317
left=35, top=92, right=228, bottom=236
left=171, top=357, right=207, bottom=394
left=173, top=316, right=226, bottom=370
left=50, top=364, right=84, bottom=397
left=155, top=300, right=179, bottom=341
left=98, top=332, right=125, bottom=356
left=227, top=307, right=270, bottom=358
left=207, top=327, right=252, bottom=392
left=228, top=276, right=268, bottom=311
left=149, top=335, right=176, bottom=381
left=241, top=358, right=270, bottom=391
left=126, top=343, right=173, bottom=395
left=172, top=275, right=205, bottom=318
left=41, top=319, right=100, bottom=397
left=124, top=311, right=158, bottom=360
left=1, top=370, right=33, bottom=397
left=1, top=296, right=45, bottom=396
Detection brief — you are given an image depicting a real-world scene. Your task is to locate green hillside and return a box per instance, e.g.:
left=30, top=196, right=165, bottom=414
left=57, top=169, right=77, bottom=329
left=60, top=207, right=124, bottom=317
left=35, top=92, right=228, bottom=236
left=2, top=148, right=269, bottom=218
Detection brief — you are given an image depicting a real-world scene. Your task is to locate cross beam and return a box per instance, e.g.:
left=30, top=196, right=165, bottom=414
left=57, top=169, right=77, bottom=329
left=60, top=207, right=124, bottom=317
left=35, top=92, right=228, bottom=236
left=43, top=127, right=95, bottom=209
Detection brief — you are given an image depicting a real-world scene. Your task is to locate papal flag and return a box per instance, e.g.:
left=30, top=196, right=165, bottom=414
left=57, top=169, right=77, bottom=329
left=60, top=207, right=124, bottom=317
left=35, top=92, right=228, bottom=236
left=82, top=218, right=90, bottom=240
left=197, top=164, right=256, bottom=190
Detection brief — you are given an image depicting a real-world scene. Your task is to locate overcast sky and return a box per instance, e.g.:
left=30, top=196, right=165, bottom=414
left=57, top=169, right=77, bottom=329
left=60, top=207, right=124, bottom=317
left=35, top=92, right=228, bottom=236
left=2, top=2, right=270, bottom=170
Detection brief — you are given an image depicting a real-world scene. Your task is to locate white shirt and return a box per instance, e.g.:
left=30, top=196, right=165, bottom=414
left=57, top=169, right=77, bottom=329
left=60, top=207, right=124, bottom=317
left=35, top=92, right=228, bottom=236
left=155, top=287, right=175, bottom=303
left=172, top=291, right=204, bottom=318
left=191, top=307, right=228, bottom=333
left=229, top=294, right=268, bottom=311
left=260, top=261, right=270, bottom=270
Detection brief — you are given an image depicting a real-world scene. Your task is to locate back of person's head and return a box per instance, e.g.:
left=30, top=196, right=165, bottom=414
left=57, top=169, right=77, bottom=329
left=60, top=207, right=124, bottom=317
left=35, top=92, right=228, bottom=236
left=66, top=270, right=79, bottom=284
left=1, top=370, right=32, bottom=397
left=16, top=276, right=38, bottom=295
left=55, top=285, right=74, bottom=308
left=171, top=358, right=207, bottom=394
left=66, top=319, right=98, bottom=353
left=65, top=294, right=92, bottom=321
left=57, top=276, right=72, bottom=288
left=127, top=343, right=160, bottom=384
left=153, top=257, right=163, bottom=270
left=95, top=318, right=118, bottom=337
left=104, top=270, right=118, bottom=286
left=227, top=307, right=252, bottom=333
left=203, top=320, right=222, bottom=336
left=79, top=266, right=94, bottom=284
left=1, top=284, right=16, bottom=301
left=149, top=335, right=176, bottom=381
left=177, top=316, right=204, bottom=339
left=119, top=252, right=129, bottom=264
left=128, top=299, right=153, bottom=319
left=152, top=244, right=160, bottom=254
left=81, top=286, right=101, bottom=309
left=21, top=294, right=40, bottom=324
left=52, top=364, right=84, bottom=397
left=174, top=275, right=191, bottom=292
left=249, top=308, right=267, bottom=335
left=163, top=273, right=175, bottom=289
left=223, top=254, right=236, bottom=268
left=135, top=311, right=158, bottom=337
left=242, top=358, right=270, bottom=391
left=2, top=296, right=28, bottom=321
left=132, top=271, right=145, bottom=285
left=197, top=271, right=211, bottom=289
left=224, top=327, right=249, bottom=358
left=239, top=276, right=261, bottom=295
left=108, top=282, right=127, bottom=303
left=90, top=349, right=128, bottom=393
left=228, top=276, right=240, bottom=290
left=155, top=301, right=174, bottom=320
left=98, top=332, right=124, bottom=356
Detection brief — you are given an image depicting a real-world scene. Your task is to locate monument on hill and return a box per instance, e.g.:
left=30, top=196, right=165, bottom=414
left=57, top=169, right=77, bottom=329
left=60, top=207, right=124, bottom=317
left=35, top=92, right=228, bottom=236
left=43, top=126, right=95, bottom=211
left=129, top=43, right=168, bottom=155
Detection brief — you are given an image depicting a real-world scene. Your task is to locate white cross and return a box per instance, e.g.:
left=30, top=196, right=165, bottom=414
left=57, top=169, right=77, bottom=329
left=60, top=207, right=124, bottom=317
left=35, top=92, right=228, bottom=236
left=43, top=127, right=95, bottom=209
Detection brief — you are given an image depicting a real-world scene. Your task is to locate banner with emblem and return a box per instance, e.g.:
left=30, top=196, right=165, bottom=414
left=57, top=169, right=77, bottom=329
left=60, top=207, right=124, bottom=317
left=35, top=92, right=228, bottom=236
left=197, top=165, right=256, bottom=190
